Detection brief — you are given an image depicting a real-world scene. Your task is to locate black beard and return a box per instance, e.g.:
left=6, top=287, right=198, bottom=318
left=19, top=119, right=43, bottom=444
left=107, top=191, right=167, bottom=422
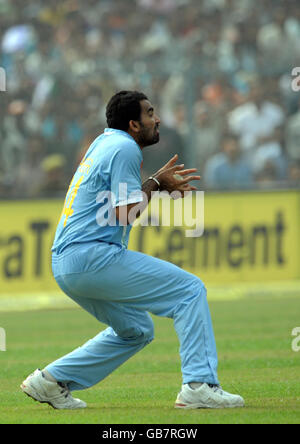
left=138, top=127, right=160, bottom=147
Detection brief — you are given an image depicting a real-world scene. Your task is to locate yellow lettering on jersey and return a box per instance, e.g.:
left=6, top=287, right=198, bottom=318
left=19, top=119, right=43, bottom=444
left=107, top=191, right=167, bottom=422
left=62, top=175, right=84, bottom=227
left=58, top=158, right=93, bottom=228
left=78, top=157, right=93, bottom=175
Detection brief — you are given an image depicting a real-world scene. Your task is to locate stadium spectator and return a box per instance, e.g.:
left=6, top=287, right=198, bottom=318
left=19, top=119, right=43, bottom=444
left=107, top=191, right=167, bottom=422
left=138, top=0, right=177, bottom=15
left=255, top=159, right=281, bottom=188
left=204, top=134, right=253, bottom=190
left=285, top=97, right=300, bottom=162
left=251, top=126, right=288, bottom=183
left=228, top=81, right=285, bottom=153
left=0, top=99, right=28, bottom=193
left=193, top=100, right=224, bottom=170
left=37, top=154, right=68, bottom=198
left=14, top=134, right=46, bottom=198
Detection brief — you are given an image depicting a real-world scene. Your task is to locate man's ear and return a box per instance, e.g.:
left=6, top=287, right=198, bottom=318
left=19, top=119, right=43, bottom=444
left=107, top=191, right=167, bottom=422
left=128, top=120, right=140, bottom=133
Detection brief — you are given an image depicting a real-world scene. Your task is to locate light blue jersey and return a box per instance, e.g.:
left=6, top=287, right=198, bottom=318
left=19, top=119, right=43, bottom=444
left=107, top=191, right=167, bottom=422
left=52, top=129, right=144, bottom=255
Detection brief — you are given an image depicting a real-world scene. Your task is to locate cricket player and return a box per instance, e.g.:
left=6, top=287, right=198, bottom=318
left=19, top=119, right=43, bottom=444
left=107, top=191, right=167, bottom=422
left=21, top=91, right=244, bottom=409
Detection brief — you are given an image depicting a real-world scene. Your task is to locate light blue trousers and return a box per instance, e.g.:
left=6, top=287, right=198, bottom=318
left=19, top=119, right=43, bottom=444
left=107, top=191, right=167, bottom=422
left=46, top=242, right=219, bottom=391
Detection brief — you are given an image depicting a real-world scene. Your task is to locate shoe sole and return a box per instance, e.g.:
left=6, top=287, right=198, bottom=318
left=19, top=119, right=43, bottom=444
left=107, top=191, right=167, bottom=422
left=175, top=401, right=245, bottom=409
left=20, top=383, right=57, bottom=409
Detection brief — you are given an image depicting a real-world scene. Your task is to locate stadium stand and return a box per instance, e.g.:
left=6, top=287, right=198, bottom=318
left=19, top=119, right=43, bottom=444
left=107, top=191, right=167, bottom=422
left=0, top=0, right=299, bottom=197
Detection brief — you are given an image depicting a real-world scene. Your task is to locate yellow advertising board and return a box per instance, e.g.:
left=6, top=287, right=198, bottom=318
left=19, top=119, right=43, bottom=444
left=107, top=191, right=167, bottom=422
left=0, top=200, right=61, bottom=294
left=0, top=190, right=299, bottom=297
left=129, top=190, right=300, bottom=283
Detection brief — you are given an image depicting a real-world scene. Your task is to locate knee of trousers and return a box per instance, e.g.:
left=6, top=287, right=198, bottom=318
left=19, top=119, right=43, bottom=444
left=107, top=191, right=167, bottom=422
left=187, top=276, right=206, bottom=298
left=179, top=276, right=206, bottom=308
left=171, top=277, right=206, bottom=318
left=116, top=319, right=155, bottom=346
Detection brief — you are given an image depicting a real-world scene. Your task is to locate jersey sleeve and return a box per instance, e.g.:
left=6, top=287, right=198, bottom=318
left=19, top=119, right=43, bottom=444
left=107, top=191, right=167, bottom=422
left=110, top=144, right=144, bottom=208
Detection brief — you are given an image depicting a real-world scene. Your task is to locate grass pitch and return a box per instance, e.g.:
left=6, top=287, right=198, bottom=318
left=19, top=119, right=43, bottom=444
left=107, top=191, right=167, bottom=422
left=0, top=291, right=299, bottom=424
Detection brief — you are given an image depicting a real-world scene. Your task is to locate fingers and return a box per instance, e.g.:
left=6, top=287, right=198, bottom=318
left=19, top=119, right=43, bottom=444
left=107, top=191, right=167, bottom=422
left=174, top=168, right=198, bottom=176
left=180, top=175, right=201, bottom=184
left=165, top=154, right=179, bottom=167
left=174, top=168, right=201, bottom=181
left=170, top=163, right=185, bottom=172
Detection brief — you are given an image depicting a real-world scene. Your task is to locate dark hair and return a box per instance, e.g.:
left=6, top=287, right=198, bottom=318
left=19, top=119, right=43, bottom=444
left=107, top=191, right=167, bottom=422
left=222, top=132, right=239, bottom=143
left=106, top=91, right=148, bottom=131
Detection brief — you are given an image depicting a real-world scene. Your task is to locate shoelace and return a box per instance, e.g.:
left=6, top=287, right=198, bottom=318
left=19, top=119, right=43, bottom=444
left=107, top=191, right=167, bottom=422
left=58, top=382, right=71, bottom=399
left=208, top=384, right=223, bottom=394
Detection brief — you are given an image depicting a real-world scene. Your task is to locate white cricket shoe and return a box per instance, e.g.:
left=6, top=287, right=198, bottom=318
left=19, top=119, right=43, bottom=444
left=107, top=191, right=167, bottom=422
left=20, top=369, right=87, bottom=410
left=175, top=383, right=245, bottom=409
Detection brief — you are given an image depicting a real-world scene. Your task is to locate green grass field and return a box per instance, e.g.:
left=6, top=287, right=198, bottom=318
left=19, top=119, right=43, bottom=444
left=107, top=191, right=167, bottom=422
left=1, top=291, right=299, bottom=424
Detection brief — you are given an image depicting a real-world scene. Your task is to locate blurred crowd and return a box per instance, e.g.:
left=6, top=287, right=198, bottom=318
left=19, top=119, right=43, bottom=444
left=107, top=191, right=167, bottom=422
left=0, top=0, right=300, bottom=198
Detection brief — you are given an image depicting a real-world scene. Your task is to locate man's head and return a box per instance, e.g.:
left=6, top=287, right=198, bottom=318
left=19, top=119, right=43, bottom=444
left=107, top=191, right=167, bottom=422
left=106, top=91, right=160, bottom=148
left=222, top=134, right=241, bottom=163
